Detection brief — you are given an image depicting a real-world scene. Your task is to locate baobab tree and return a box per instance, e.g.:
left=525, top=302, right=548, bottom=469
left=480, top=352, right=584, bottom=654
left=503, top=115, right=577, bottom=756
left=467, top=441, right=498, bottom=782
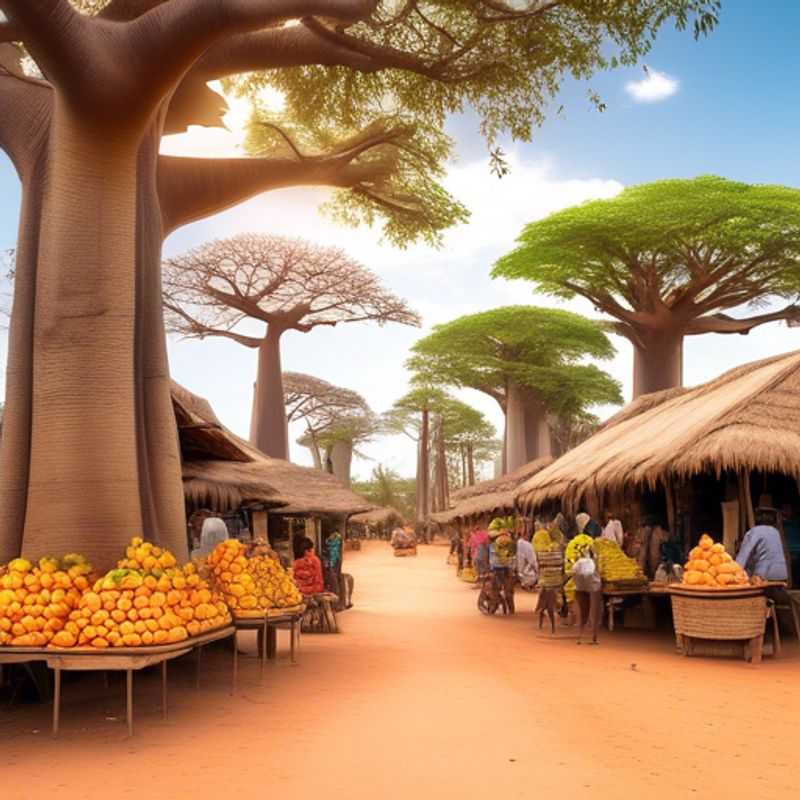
left=163, top=234, right=419, bottom=460
left=0, top=1, right=718, bottom=564
left=494, top=176, right=800, bottom=397
left=284, top=371, right=378, bottom=485
left=408, top=307, right=622, bottom=473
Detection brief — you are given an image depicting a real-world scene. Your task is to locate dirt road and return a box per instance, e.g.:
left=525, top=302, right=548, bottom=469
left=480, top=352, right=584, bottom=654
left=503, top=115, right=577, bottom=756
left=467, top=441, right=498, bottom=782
left=3, top=541, right=798, bottom=799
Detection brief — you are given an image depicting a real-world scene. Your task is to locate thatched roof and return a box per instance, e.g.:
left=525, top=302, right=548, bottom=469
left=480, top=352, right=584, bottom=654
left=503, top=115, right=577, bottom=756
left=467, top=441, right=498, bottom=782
left=430, top=456, right=553, bottom=525
left=516, top=351, right=800, bottom=511
left=173, top=383, right=372, bottom=517
left=349, top=506, right=405, bottom=528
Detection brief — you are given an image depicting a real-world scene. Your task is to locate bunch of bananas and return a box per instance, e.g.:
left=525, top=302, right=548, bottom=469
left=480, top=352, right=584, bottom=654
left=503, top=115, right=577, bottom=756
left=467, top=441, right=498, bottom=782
left=564, top=534, right=595, bottom=602
left=593, top=539, right=646, bottom=585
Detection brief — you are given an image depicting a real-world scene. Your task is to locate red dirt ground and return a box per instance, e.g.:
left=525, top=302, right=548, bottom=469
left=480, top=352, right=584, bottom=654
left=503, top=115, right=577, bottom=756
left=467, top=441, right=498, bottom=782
left=3, top=540, right=798, bottom=799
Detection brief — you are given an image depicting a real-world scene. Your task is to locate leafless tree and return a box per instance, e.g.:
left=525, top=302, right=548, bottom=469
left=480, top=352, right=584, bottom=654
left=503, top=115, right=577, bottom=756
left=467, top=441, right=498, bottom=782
left=286, top=372, right=379, bottom=485
left=163, top=233, right=419, bottom=460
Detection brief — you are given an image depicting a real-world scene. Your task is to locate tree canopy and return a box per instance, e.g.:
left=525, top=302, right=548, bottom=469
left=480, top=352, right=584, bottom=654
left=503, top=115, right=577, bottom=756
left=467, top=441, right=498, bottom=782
left=493, top=176, right=800, bottom=342
left=407, top=306, right=622, bottom=416
left=57, top=0, right=720, bottom=247
left=163, top=233, right=420, bottom=344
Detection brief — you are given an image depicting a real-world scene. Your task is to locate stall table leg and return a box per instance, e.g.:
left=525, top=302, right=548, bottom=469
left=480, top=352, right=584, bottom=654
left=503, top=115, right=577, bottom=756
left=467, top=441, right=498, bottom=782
left=52, top=666, right=61, bottom=737
left=126, top=669, right=133, bottom=737
left=161, top=661, right=168, bottom=721
left=290, top=619, right=296, bottom=665
left=267, top=626, right=277, bottom=660
left=232, top=636, right=238, bottom=695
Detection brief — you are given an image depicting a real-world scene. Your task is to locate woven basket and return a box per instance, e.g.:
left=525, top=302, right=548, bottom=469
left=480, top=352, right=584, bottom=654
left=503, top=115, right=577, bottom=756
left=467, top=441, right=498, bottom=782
left=671, top=594, right=767, bottom=640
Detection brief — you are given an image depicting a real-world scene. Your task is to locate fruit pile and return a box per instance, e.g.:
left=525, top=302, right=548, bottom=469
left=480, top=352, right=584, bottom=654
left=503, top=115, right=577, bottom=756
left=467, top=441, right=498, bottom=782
left=594, top=539, right=647, bottom=585
left=682, top=534, right=749, bottom=588
left=57, top=557, right=232, bottom=649
left=207, top=540, right=303, bottom=618
left=0, top=555, right=94, bottom=647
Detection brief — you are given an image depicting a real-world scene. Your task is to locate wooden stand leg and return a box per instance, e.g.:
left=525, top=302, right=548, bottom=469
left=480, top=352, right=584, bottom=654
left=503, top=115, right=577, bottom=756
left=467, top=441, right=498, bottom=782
left=195, top=645, right=202, bottom=690
left=750, top=634, right=764, bottom=665
left=267, top=626, right=277, bottom=660
left=161, top=661, right=168, bottom=721
left=52, top=666, right=61, bottom=737
left=126, top=670, right=133, bottom=738
left=232, top=634, right=238, bottom=695
left=260, top=623, right=267, bottom=677
left=290, top=619, right=296, bottom=665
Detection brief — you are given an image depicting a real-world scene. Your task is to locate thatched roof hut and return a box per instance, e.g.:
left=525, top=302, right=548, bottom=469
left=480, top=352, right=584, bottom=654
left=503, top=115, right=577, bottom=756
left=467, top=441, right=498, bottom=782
left=349, top=507, right=405, bottom=529
left=173, top=382, right=371, bottom=517
left=431, top=456, right=553, bottom=525
left=516, top=351, right=800, bottom=514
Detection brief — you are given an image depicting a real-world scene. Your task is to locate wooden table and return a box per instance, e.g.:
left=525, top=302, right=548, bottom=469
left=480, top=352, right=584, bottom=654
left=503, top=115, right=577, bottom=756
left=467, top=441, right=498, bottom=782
left=0, top=625, right=235, bottom=737
left=603, top=584, right=664, bottom=631
left=266, top=610, right=304, bottom=665
left=234, top=616, right=269, bottom=676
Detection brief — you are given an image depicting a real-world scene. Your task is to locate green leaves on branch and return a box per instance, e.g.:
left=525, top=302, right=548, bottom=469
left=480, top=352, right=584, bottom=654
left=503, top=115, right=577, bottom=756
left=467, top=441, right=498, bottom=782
left=407, top=306, right=620, bottom=412
left=245, top=108, right=468, bottom=247
left=493, top=176, right=800, bottom=333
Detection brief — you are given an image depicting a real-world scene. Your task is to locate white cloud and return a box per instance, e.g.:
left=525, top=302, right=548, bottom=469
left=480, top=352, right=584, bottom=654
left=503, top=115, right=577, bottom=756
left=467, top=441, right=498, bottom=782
left=625, top=69, right=680, bottom=103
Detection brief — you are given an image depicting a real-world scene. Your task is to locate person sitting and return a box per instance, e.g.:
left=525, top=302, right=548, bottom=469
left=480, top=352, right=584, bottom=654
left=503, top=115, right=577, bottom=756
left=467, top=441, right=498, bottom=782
left=293, top=537, right=325, bottom=596
left=736, top=509, right=789, bottom=582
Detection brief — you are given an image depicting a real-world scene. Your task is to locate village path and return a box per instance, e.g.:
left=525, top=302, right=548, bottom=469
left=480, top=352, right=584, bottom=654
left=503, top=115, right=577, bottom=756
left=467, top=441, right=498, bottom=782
left=4, top=540, right=800, bottom=800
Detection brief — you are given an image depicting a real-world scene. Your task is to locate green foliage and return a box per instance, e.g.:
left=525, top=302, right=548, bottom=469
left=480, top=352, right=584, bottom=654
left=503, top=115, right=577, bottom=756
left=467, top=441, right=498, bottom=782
left=228, top=1, right=718, bottom=244
left=407, top=306, right=621, bottom=414
left=352, top=465, right=416, bottom=521
left=382, top=385, right=453, bottom=440
left=493, top=176, right=800, bottom=318
left=246, top=111, right=468, bottom=248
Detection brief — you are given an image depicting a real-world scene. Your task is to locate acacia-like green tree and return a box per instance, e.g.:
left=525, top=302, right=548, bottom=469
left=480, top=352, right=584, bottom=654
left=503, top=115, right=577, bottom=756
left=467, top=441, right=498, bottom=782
left=440, top=400, right=499, bottom=488
left=0, top=0, right=718, bottom=564
left=494, top=176, right=800, bottom=397
left=352, top=465, right=415, bottom=523
left=408, top=306, right=621, bottom=473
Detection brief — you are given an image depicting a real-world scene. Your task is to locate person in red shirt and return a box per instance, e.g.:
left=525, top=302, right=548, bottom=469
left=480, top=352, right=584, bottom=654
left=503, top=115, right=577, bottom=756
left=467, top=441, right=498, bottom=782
left=293, top=537, right=324, bottom=596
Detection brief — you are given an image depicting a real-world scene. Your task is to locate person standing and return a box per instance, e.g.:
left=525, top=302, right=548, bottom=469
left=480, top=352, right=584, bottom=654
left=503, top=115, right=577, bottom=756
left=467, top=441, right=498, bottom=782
left=571, top=543, right=603, bottom=645
left=468, top=526, right=490, bottom=580
left=488, top=520, right=517, bottom=613
left=293, top=537, right=325, bottom=596
left=191, top=512, right=229, bottom=560
left=601, top=511, right=624, bottom=546
left=516, top=528, right=538, bottom=590
left=735, top=509, right=789, bottom=581
left=534, top=521, right=565, bottom=634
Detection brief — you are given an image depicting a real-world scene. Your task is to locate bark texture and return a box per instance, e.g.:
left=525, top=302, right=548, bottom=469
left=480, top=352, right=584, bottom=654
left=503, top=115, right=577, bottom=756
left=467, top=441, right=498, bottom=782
left=505, top=381, right=551, bottom=473
left=327, top=440, right=353, bottom=487
left=251, top=329, right=290, bottom=459
left=632, top=332, right=684, bottom=398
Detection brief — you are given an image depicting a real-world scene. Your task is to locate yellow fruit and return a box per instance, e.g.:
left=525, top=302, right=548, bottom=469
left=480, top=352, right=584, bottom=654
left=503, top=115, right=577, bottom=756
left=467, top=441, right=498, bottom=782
left=52, top=630, right=76, bottom=648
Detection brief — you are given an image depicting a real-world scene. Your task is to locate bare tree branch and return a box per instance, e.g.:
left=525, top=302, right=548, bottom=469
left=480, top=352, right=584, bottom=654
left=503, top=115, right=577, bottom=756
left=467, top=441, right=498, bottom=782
left=686, top=305, right=800, bottom=336
left=162, top=233, right=420, bottom=348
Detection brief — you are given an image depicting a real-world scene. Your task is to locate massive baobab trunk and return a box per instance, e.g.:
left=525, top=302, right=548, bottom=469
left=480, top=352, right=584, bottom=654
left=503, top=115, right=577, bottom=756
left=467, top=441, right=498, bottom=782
left=505, top=381, right=551, bottom=473
left=250, top=329, right=290, bottom=459
left=632, top=331, right=684, bottom=398
left=326, top=440, right=353, bottom=486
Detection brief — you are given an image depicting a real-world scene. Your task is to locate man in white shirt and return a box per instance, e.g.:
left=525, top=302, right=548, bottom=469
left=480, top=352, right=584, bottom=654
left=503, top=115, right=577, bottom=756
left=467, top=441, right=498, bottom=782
left=516, top=529, right=538, bottom=589
left=601, top=512, right=624, bottom=547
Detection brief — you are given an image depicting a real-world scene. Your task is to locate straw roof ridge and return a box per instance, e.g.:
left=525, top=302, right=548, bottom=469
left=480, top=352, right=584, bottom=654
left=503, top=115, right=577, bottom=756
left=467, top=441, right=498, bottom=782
left=450, top=457, right=553, bottom=502
left=516, top=349, right=800, bottom=510
left=350, top=506, right=405, bottom=526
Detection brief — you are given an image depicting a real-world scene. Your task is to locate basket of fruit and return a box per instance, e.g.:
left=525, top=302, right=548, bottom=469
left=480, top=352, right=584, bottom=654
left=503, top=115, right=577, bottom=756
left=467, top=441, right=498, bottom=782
left=666, top=534, right=769, bottom=660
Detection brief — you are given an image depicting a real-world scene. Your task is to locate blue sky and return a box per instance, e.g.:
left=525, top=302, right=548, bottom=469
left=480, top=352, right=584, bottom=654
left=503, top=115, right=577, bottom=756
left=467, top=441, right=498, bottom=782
left=3, top=1, right=800, bottom=481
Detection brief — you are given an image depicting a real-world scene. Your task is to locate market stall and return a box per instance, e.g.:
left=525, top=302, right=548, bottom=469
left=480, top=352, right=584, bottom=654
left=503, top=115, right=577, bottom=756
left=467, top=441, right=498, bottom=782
left=516, top=351, right=800, bottom=647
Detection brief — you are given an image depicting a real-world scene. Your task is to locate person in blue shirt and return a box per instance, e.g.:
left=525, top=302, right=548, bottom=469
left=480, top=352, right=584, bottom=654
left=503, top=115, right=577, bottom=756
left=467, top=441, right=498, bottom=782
left=735, top=509, right=789, bottom=582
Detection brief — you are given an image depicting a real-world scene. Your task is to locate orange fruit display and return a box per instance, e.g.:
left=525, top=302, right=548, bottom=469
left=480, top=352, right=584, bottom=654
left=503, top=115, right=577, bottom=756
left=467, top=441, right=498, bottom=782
left=682, top=534, right=749, bottom=589
left=0, top=555, right=94, bottom=647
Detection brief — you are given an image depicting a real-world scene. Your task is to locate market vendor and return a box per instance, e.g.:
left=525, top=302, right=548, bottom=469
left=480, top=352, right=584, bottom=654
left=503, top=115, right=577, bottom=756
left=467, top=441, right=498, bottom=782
left=735, top=509, right=789, bottom=582
left=468, top=526, right=490, bottom=579
left=293, top=537, right=325, bottom=596
left=601, top=511, right=624, bottom=546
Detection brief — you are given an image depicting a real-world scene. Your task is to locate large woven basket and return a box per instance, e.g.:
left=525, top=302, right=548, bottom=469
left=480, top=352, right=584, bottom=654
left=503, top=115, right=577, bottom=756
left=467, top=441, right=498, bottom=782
left=670, top=594, right=767, bottom=640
